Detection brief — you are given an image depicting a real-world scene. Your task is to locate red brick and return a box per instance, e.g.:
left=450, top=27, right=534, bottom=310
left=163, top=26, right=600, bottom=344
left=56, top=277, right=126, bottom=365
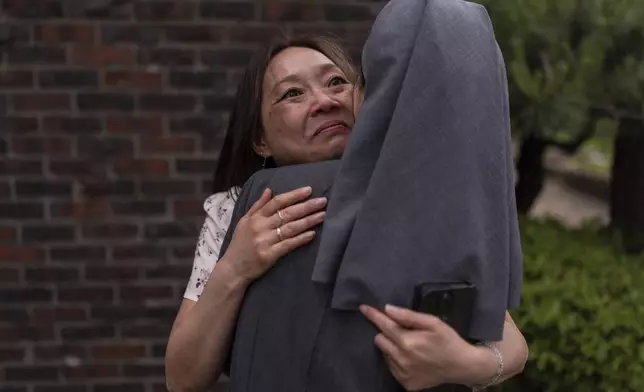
left=1, top=201, right=44, bottom=218
left=82, top=180, right=135, bottom=197
left=82, top=223, right=139, bottom=239
left=42, top=116, right=102, bottom=134
left=140, top=180, right=196, bottom=196
left=104, top=71, right=163, bottom=89
left=71, top=46, right=134, bottom=66
left=145, top=222, right=197, bottom=240
left=228, top=26, right=283, bottom=44
left=0, top=246, right=45, bottom=262
left=106, top=115, right=164, bottom=134
left=145, top=265, right=190, bottom=280
left=262, top=2, right=323, bottom=21
left=113, top=159, right=169, bottom=175
left=3, top=0, right=63, bottom=18
left=112, top=245, right=164, bottom=262
left=37, top=24, right=96, bottom=44
left=0, top=325, right=55, bottom=342
left=0, top=70, right=34, bottom=87
left=165, top=25, right=223, bottom=43
left=122, top=363, right=165, bottom=377
left=172, top=245, right=196, bottom=260
left=77, top=136, right=134, bottom=158
left=25, top=267, right=80, bottom=283
left=0, top=160, right=43, bottom=176
left=95, top=383, right=145, bottom=392
left=31, top=307, right=87, bottom=322
left=12, top=137, right=72, bottom=156
left=58, top=287, right=114, bottom=303
left=4, top=365, right=59, bottom=382
left=173, top=199, right=204, bottom=217
left=0, top=267, right=20, bottom=283
left=119, top=285, right=174, bottom=302
left=85, top=266, right=140, bottom=282
left=49, top=200, right=109, bottom=219
left=61, top=364, right=119, bottom=380
left=23, top=226, right=75, bottom=243
left=111, top=200, right=166, bottom=216
left=138, top=47, right=196, bottom=66
left=33, top=344, right=88, bottom=361
left=140, top=136, right=196, bottom=154
left=0, top=226, right=17, bottom=242
left=200, top=2, right=255, bottom=20
left=92, top=344, right=146, bottom=360
left=11, top=93, right=71, bottom=111
left=49, top=246, right=107, bottom=263
left=49, top=160, right=107, bottom=177
left=139, top=93, right=198, bottom=112
left=176, top=159, right=216, bottom=174
left=0, top=347, right=25, bottom=363
left=0, top=181, right=11, bottom=198
left=135, top=1, right=196, bottom=20
left=61, top=325, right=115, bottom=341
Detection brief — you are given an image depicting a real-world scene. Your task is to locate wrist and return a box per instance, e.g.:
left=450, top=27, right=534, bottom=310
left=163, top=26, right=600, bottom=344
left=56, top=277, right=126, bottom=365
left=461, top=344, right=499, bottom=387
left=215, top=257, right=252, bottom=292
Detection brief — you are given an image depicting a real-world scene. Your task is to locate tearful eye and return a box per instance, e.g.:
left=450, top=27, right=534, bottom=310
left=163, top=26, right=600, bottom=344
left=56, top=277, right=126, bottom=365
left=280, top=89, right=302, bottom=100
left=328, top=76, right=348, bottom=87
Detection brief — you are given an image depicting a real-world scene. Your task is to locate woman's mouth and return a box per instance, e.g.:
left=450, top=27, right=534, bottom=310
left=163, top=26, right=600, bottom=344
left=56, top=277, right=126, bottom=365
left=314, top=121, right=350, bottom=136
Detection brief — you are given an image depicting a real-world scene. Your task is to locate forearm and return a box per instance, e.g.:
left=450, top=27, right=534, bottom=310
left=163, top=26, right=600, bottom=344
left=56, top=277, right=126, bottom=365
left=165, top=258, right=249, bottom=392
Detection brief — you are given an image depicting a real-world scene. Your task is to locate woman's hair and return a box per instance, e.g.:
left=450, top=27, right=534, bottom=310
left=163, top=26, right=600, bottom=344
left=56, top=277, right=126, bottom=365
left=211, top=34, right=358, bottom=198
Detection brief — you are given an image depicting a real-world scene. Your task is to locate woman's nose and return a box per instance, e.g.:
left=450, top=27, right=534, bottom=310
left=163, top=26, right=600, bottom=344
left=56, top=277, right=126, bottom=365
left=310, top=90, right=341, bottom=115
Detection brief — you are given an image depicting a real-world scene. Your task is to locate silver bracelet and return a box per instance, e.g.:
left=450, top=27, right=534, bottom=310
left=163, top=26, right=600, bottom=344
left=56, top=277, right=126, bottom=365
left=472, top=341, right=503, bottom=391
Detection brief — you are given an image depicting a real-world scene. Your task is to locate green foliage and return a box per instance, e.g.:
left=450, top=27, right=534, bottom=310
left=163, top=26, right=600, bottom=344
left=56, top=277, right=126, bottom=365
left=478, top=0, right=644, bottom=140
left=502, top=219, right=644, bottom=391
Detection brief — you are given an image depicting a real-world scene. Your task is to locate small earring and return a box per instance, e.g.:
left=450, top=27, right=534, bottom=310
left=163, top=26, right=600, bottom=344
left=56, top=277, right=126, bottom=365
left=261, top=154, right=266, bottom=169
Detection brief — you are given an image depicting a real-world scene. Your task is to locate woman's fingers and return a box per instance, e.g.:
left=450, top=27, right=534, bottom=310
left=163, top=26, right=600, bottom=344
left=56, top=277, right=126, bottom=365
left=384, top=305, right=442, bottom=331
left=267, top=197, right=327, bottom=229
left=260, top=186, right=313, bottom=217
left=277, top=211, right=325, bottom=240
left=247, top=188, right=272, bottom=216
left=266, top=230, right=317, bottom=260
left=375, top=333, right=405, bottom=365
left=360, top=305, right=406, bottom=347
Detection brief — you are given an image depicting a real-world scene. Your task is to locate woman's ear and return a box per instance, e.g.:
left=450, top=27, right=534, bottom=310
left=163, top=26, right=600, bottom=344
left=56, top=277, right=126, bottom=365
left=252, top=137, right=272, bottom=158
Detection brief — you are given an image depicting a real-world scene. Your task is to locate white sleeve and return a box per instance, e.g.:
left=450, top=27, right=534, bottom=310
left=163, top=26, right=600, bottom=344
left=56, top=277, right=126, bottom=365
left=183, top=191, right=236, bottom=302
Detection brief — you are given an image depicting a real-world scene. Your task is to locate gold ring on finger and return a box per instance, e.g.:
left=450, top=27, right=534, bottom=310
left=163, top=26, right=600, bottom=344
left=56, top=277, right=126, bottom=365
left=276, top=227, right=284, bottom=241
left=277, top=209, right=285, bottom=224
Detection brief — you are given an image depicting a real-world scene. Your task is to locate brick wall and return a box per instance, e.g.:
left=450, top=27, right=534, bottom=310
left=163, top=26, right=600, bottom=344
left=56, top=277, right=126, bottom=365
left=0, top=1, right=380, bottom=391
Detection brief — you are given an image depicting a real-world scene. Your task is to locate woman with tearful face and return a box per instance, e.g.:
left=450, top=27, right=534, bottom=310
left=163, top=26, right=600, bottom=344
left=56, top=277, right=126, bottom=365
left=165, top=35, right=528, bottom=392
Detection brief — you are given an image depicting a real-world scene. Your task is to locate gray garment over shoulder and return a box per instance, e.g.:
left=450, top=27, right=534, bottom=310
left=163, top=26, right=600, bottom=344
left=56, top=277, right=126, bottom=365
left=313, top=0, right=522, bottom=340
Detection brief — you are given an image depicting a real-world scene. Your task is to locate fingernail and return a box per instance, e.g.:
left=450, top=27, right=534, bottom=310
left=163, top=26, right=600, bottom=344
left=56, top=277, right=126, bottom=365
left=385, top=304, right=401, bottom=313
left=359, top=305, right=368, bottom=313
left=316, top=197, right=328, bottom=206
left=302, top=186, right=313, bottom=193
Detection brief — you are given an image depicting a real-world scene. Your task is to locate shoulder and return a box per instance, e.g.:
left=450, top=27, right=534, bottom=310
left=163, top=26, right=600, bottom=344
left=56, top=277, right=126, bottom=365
left=204, top=189, right=239, bottom=217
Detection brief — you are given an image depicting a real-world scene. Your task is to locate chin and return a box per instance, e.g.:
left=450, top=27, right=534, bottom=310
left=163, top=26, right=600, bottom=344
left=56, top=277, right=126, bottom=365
left=320, top=142, right=347, bottom=161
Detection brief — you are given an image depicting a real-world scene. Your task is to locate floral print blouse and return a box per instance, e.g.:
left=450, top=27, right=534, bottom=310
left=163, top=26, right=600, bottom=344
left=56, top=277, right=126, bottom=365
left=183, top=189, right=238, bottom=301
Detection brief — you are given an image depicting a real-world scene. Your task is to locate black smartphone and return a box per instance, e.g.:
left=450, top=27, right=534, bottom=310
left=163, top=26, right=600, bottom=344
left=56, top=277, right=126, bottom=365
left=412, top=282, right=477, bottom=338
left=412, top=282, right=478, bottom=392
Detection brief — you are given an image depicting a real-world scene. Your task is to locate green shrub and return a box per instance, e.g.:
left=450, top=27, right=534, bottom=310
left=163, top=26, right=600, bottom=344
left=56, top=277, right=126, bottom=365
left=500, top=218, right=644, bottom=392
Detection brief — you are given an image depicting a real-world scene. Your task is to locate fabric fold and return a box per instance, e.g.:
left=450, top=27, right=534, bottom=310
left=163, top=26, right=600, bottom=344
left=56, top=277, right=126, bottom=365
left=313, top=0, right=523, bottom=340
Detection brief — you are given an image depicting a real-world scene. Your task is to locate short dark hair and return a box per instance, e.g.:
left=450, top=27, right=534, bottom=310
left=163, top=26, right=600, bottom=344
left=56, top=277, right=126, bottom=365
left=211, top=34, right=358, bottom=198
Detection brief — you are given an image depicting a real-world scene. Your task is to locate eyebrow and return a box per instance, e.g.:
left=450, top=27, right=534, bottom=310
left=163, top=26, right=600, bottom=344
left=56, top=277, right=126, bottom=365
left=271, top=63, right=342, bottom=95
